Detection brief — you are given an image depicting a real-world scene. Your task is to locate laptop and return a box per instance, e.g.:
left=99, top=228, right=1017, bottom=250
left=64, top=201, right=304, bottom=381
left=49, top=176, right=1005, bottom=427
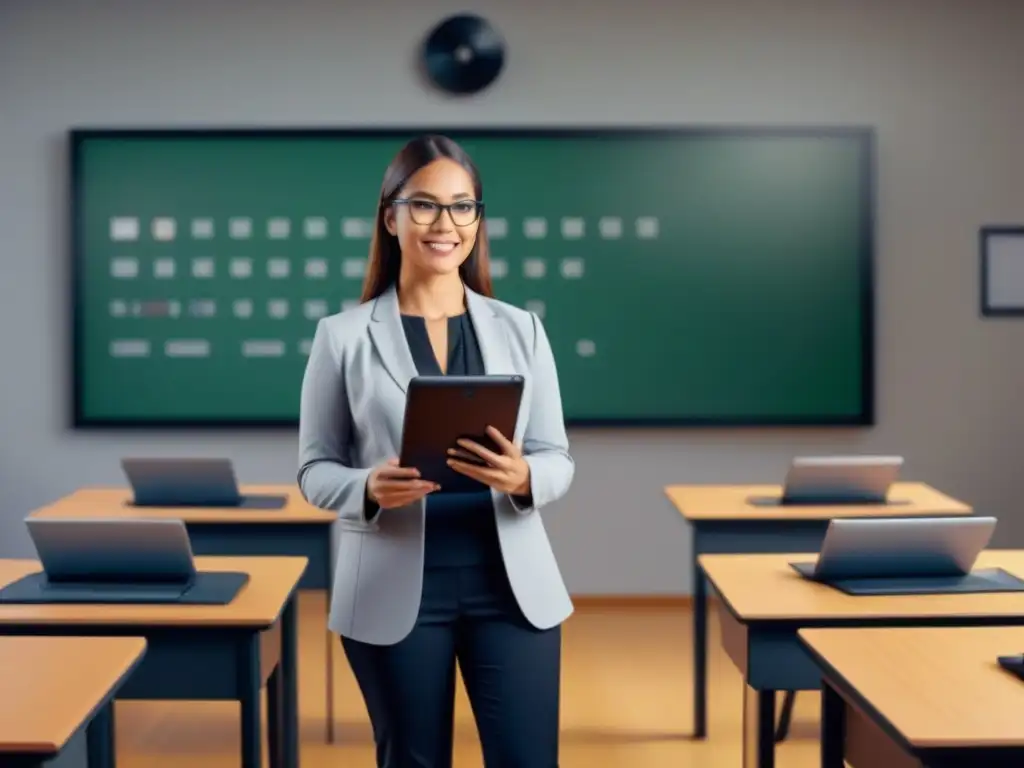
left=790, top=515, right=997, bottom=582
left=748, top=455, right=906, bottom=506
left=121, top=458, right=288, bottom=509
left=26, top=517, right=199, bottom=600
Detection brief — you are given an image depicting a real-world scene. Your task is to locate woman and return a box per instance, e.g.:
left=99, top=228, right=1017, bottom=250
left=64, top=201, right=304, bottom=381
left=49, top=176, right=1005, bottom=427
left=297, top=134, right=575, bottom=767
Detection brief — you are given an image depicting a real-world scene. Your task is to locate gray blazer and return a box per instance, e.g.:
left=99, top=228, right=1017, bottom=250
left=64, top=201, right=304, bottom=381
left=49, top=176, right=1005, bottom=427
left=297, top=283, right=575, bottom=645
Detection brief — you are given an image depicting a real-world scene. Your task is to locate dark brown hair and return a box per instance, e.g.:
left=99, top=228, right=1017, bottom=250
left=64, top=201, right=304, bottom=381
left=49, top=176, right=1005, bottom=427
left=360, top=134, right=494, bottom=302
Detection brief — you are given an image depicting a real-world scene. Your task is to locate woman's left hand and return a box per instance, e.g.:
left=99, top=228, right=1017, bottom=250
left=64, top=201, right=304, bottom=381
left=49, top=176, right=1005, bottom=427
left=447, top=425, right=531, bottom=495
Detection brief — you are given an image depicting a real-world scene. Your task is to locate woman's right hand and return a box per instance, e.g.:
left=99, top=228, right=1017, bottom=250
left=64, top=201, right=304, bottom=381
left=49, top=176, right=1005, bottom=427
left=366, top=458, right=439, bottom=509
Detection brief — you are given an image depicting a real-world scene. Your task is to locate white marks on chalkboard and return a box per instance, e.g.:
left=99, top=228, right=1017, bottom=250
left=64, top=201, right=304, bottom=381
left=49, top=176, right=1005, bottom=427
left=267, top=258, right=290, bottom=278
left=304, top=217, right=328, bottom=239
left=107, top=297, right=368, bottom=324
left=486, top=217, right=507, bottom=238
left=524, top=299, right=546, bottom=319
left=109, top=335, right=342, bottom=359
left=108, top=300, right=179, bottom=319
left=107, top=215, right=659, bottom=244
left=342, top=218, right=373, bottom=239
left=110, top=257, right=138, bottom=279
left=153, top=258, right=175, bottom=279
left=490, top=259, right=508, bottom=279
left=109, top=339, right=149, bottom=357
left=560, top=258, right=584, bottom=279
left=523, top=217, right=547, bottom=239
left=165, top=339, right=210, bottom=358
left=191, top=218, right=214, bottom=239
left=242, top=340, right=285, bottom=358
left=100, top=212, right=658, bottom=365
left=152, top=217, right=176, bottom=241
left=304, top=299, right=328, bottom=320
left=636, top=216, right=659, bottom=239
left=267, top=299, right=289, bottom=319
left=598, top=217, right=622, bottom=239
left=576, top=339, right=596, bottom=358
left=523, top=258, right=546, bottom=279
left=342, top=258, right=366, bottom=279
left=191, top=257, right=214, bottom=278
left=267, top=218, right=291, bottom=239
left=560, top=217, right=584, bottom=239
left=304, top=258, right=328, bottom=278
left=229, top=217, right=252, bottom=239
left=160, top=301, right=180, bottom=318
left=108, top=334, right=347, bottom=359
left=111, top=338, right=314, bottom=360
left=188, top=299, right=216, bottom=318
left=110, top=217, right=140, bottom=241
left=230, top=258, right=252, bottom=278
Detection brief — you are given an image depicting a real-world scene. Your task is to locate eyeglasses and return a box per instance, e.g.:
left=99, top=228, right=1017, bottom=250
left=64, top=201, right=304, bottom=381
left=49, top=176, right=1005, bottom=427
left=391, top=198, right=484, bottom=226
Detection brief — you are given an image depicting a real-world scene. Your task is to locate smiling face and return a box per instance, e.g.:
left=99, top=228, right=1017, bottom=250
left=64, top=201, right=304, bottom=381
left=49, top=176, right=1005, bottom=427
left=384, top=157, right=481, bottom=278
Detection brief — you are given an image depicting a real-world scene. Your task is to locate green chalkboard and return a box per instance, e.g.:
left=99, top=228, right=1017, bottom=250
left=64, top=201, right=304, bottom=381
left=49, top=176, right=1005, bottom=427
left=69, top=127, right=875, bottom=428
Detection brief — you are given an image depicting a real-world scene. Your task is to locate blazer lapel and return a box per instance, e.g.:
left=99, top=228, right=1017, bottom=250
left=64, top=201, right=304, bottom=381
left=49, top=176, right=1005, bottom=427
left=370, top=283, right=515, bottom=385
left=465, top=286, right=515, bottom=375
left=368, top=285, right=419, bottom=393
left=465, top=286, right=529, bottom=444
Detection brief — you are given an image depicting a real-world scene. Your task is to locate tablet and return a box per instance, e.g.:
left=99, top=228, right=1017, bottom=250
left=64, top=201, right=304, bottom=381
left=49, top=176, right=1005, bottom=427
left=399, top=375, right=525, bottom=488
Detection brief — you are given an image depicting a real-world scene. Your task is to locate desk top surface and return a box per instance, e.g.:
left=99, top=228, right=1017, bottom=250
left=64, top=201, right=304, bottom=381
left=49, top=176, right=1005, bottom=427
left=700, top=550, right=1024, bottom=621
left=0, top=635, right=146, bottom=755
left=665, top=482, right=971, bottom=521
left=29, top=485, right=336, bottom=524
left=0, top=555, right=306, bottom=628
left=800, top=626, right=1024, bottom=748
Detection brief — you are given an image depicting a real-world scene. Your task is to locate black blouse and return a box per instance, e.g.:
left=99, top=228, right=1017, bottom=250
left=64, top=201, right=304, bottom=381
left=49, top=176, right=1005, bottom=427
left=400, top=311, right=485, bottom=380
left=399, top=312, right=501, bottom=568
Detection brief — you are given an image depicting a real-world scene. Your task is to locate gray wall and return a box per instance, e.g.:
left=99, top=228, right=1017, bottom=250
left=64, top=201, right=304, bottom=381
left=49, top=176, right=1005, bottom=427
left=2, top=0, right=1023, bottom=595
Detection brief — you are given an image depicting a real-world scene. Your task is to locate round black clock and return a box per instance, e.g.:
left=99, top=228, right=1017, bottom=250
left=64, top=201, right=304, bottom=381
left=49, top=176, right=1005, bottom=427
left=421, top=14, right=506, bottom=95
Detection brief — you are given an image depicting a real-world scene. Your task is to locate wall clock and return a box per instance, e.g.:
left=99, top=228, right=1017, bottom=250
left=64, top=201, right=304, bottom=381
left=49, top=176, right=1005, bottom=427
left=421, top=13, right=506, bottom=95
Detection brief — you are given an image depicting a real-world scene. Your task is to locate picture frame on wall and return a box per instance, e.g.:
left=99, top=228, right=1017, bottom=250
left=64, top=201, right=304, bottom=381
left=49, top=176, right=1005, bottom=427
left=980, top=225, right=1024, bottom=316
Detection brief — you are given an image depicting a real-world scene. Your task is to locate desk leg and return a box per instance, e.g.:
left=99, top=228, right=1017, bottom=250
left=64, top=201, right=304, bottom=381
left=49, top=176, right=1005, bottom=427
left=742, top=686, right=775, bottom=768
left=239, top=634, right=262, bottom=768
left=326, top=623, right=336, bottom=743
left=820, top=682, right=845, bottom=768
left=775, top=691, right=795, bottom=741
left=323, top=536, right=337, bottom=745
left=267, top=667, right=283, bottom=768
left=692, top=546, right=707, bottom=739
left=282, top=596, right=300, bottom=768
left=85, top=700, right=115, bottom=768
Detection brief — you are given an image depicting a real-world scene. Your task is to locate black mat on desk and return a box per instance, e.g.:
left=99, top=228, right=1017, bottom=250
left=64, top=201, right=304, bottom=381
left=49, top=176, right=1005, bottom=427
left=0, top=571, right=249, bottom=604
left=789, top=563, right=1024, bottom=595
left=126, top=493, right=288, bottom=510
left=747, top=495, right=911, bottom=507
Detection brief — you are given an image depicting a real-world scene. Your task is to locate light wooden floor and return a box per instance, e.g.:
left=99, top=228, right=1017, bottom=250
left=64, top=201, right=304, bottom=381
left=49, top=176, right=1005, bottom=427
left=112, top=593, right=825, bottom=767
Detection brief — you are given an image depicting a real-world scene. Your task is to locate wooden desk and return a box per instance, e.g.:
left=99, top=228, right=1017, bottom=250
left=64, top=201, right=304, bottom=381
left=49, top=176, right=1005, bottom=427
left=0, top=555, right=305, bottom=768
left=800, top=626, right=1024, bottom=768
left=666, top=481, right=971, bottom=739
left=0, top=635, right=146, bottom=768
left=28, top=484, right=342, bottom=743
left=700, top=549, right=1024, bottom=768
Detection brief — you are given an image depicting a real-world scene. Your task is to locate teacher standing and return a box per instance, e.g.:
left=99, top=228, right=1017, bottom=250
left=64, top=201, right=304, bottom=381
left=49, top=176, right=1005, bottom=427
left=297, top=134, right=575, bottom=767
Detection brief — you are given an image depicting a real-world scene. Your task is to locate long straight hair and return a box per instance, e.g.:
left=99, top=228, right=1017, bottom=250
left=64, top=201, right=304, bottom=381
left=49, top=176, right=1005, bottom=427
left=360, top=135, right=494, bottom=302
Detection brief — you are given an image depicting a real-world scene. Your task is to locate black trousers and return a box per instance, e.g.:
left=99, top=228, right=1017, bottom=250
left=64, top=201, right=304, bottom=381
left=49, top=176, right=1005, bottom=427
left=341, top=562, right=562, bottom=768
